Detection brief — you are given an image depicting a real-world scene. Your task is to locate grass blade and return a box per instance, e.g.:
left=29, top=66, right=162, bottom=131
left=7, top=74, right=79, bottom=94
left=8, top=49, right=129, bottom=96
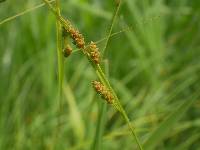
left=91, top=101, right=107, bottom=150
left=63, top=84, right=85, bottom=141
left=143, top=93, right=199, bottom=150
left=0, top=0, right=55, bottom=26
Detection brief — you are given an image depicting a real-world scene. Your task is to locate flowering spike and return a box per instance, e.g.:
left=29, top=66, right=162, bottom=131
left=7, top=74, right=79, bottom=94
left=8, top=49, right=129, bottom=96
left=92, top=81, right=114, bottom=104
left=68, top=27, right=85, bottom=49
left=62, top=24, right=85, bottom=49
left=88, top=41, right=101, bottom=64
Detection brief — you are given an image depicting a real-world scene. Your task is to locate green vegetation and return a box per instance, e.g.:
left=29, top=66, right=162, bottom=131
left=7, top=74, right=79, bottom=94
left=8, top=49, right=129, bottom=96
left=0, top=0, right=200, bottom=149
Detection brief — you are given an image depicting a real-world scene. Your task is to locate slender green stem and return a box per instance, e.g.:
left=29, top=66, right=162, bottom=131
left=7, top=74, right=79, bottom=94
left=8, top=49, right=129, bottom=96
left=42, top=1, right=143, bottom=149
left=92, top=60, right=109, bottom=150
left=55, top=1, right=64, bottom=142
left=48, top=0, right=64, bottom=147
left=55, top=0, right=64, bottom=109
left=0, top=0, right=55, bottom=26
left=96, top=65, right=143, bottom=149
left=102, top=0, right=122, bottom=57
left=122, top=110, right=143, bottom=150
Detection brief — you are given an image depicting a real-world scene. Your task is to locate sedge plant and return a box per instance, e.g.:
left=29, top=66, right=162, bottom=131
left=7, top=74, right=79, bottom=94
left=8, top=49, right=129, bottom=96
left=1, top=0, right=200, bottom=150
left=42, top=0, right=143, bottom=149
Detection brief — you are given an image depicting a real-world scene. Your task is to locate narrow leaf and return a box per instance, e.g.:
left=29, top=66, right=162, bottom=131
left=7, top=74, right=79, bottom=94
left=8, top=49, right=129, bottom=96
left=143, top=94, right=199, bottom=150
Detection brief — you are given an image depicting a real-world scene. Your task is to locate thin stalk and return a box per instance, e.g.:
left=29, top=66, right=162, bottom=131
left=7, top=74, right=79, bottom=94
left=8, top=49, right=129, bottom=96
left=93, top=2, right=123, bottom=146
left=42, top=1, right=143, bottom=149
left=96, top=65, right=143, bottom=149
left=0, top=0, right=55, bottom=26
left=102, top=0, right=122, bottom=57
left=122, top=110, right=144, bottom=150
left=92, top=60, right=109, bottom=150
left=55, top=2, right=64, bottom=145
left=92, top=1, right=122, bottom=146
left=45, top=0, right=63, bottom=147
left=55, top=0, right=64, bottom=110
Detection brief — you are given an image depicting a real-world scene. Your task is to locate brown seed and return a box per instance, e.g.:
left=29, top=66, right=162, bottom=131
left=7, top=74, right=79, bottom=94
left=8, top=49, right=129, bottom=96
left=63, top=44, right=72, bottom=57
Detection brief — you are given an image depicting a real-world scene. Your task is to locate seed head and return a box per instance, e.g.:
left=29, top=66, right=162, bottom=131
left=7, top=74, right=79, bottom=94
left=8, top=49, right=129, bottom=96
left=68, top=27, right=85, bottom=49
left=89, top=41, right=101, bottom=64
left=92, top=81, right=114, bottom=104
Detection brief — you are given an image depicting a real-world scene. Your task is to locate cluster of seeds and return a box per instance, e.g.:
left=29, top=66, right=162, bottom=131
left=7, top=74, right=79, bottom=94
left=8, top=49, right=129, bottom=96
left=67, top=26, right=85, bottom=49
left=62, top=26, right=101, bottom=64
left=92, top=81, right=114, bottom=104
left=88, top=41, right=101, bottom=64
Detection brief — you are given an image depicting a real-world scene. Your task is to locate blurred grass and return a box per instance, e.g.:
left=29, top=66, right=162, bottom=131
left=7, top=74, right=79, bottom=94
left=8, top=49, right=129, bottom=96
left=0, top=0, right=200, bottom=149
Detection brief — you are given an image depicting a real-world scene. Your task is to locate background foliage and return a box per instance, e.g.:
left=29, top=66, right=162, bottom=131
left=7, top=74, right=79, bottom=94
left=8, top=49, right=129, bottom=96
left=0, top=0, right=200, bottom=149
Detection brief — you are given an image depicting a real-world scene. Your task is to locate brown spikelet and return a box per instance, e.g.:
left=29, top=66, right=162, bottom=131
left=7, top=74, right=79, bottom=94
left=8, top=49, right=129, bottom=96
left=63, top=44, right=72, bottom=57
left=89, top=41, right=101, bottom=64
left=92, top=81, right=114, bottom=104
left=68, top=27, right=85, bottom=49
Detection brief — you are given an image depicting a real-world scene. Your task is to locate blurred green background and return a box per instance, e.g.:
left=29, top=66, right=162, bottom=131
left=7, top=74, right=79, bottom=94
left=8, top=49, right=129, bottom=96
left=0, top=0, right=200, bottom=149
